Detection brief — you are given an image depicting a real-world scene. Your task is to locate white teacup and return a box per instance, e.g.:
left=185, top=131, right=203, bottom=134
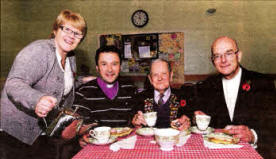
left=176, top=130, right=191, bottom=146
left=196, top=115, right=211, bottom=131
left=144, top=112, right=157, bottom=127
left=154, top=128, right=180, bottom=151
left=89, top=126, right=111, bottom=144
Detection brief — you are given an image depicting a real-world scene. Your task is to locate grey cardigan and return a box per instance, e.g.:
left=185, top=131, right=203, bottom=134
left=0, top=39, right=77, bottom=145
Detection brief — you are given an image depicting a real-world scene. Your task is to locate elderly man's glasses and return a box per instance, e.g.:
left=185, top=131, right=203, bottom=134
left=59, top=26, right=83, bottom=39
left=212, top=50, right=239, bottom=61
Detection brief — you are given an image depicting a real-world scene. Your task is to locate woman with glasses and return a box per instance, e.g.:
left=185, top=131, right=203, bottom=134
left=1, top=9, right=88, bottom=159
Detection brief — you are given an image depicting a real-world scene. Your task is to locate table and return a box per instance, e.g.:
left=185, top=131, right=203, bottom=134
left=73, top=134, right=263, bottom=159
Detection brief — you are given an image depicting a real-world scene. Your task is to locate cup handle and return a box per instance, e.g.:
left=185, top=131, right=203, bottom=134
left=89, top=130, right=96, bottom=139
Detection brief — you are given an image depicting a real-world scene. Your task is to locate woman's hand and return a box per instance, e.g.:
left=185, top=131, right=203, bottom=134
left=35, top=96, right=57, bottom=117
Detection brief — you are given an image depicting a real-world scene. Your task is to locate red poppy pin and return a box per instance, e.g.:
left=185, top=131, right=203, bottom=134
left=242, top=81, right=251, bottom=92
left=180, top=99, right=186, bottom=107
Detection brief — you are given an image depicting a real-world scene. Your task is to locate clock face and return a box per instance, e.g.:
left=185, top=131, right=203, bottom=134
left=131, top=10, right=149, bottom=28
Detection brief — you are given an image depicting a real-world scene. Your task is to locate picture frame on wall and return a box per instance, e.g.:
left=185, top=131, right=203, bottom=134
left=99, top=34, right=122, bottom=50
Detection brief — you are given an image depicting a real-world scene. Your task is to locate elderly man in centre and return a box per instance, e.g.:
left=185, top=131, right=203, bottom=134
left=132, top=59, right=191, bottom=130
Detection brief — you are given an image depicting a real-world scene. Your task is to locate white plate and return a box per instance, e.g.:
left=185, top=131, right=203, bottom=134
left=136, top=127, right=155, bottom=136
left=190, top=126, right=214, bottom=135
left=87, top=136, right=117, bottom=145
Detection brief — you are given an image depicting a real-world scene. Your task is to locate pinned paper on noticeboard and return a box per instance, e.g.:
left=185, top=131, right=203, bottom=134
left=138, top=46, right=151, bottom=58
left=124, top=44, right=132, bottom=58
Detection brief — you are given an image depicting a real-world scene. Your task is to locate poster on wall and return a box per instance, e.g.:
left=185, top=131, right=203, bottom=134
left=159, top=32, right=185, bottom=85
left=99, top=34, right=122, bottom=50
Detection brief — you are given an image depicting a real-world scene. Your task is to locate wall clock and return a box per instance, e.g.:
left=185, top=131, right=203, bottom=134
left=131, top=10, right=149, bottom=28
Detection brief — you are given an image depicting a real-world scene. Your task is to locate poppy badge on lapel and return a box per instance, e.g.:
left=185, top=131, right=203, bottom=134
left=180, top=99, right=186, bottom=107
left=242, top=83, right=251, bottom=92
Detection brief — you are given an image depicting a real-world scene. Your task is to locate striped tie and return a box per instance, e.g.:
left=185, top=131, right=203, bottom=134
left=158, top=93, right=164, bottom=106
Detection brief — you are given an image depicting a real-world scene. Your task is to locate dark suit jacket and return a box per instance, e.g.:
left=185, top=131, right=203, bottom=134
left=195, top=67, right=275, bottom=158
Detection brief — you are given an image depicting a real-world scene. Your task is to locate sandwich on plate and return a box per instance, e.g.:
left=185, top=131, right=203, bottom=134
left=205, top=132, right=240, bottom=144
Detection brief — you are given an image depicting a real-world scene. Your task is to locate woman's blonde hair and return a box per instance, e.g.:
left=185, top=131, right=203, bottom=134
left=50, top=9, right=87, bottom=40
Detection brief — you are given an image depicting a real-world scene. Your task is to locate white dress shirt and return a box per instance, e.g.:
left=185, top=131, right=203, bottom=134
left=154, top=87, right=171, bottom=105
left=222, top=68, right=258, bottom=147
left=56, top=50, right=74, bottom=96
left=222, top=68, right=241, bottom=121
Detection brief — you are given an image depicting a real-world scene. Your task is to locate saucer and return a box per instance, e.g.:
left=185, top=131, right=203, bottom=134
left=86, top=136, right=117, bottom=145
left=160, top=146, right=174, bottom=151
left=136, top=127, right=155, bottom=136
left=190, top=126, right=214, bottom=135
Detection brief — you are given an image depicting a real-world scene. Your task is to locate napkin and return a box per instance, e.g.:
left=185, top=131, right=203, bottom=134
left=203, top=139, right=243, bottom=149
left=110, top=135, right=137, bottom=152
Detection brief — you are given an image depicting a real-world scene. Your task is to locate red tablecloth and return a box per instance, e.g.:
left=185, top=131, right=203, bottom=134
left=73, top=134, right=263, bottom=159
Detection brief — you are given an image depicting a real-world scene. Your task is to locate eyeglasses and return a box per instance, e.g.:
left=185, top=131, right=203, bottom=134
left=211, top=50, right=239, bottom=61
left=59, top=26, right=83, bottom=39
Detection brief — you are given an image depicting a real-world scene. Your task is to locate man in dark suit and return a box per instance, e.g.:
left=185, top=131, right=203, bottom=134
left=132, top=59, right=191, bottom=130
left=193, top=36, right=275, bottom=158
